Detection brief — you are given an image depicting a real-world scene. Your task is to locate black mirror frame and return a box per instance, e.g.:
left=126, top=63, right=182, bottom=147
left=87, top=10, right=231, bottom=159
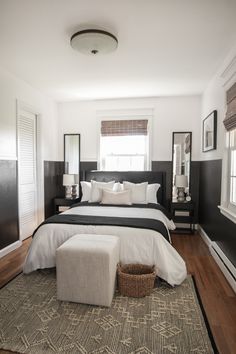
left=64, top=133, right=81, bottom=175
left=171, top=131, right=192, bottom=202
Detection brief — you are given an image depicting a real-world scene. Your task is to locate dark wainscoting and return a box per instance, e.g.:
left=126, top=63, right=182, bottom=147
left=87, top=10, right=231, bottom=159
left=152, top=161, right=200, bottom=220
left=152, top=161, right=172, bottom=209
left=44, top=161, right=64, bottom=219
left=0, top=160, right=19, bottom=250
left=190, top=161, right=200, bottom=223
left=80, top=161, right=97, bottom=180
left=44, top=161, right=98, bottom=218
left=81, top=161, right=97, bottom=173
left=199, top=159, right=236, bottom=267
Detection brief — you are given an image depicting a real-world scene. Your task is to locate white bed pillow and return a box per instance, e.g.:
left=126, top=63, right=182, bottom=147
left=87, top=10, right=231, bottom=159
left=147, top=183, right=161, bottom=204
left=89, top=180, right=115, bottom=203
left=113, top=182, right=123, bottom=192
left=100, top=189, right=132, bottom=205
left=113, top=182, right=125, bottom=192
left=81, top=180, right=160, bottom=203
left=80, top=181, right=91, bottom=202
left=123, top=181, right=148, bottom=204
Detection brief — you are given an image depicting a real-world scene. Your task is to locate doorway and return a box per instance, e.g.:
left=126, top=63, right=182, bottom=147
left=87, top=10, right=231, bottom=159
left=17, top=105, right=38, bottom=240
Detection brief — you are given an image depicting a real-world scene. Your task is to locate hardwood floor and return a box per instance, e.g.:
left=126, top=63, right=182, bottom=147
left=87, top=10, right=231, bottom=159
left=0, top=233, right=235, bottom=354
left=0, top=237, right=31, bottom=289
left=172, top=233, right=236, bottom=354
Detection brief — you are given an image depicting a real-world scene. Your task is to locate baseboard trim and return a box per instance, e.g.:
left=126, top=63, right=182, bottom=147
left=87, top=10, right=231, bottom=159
left=198, top=225, right=212, bottom=247
left=198, top=225, right=236, bottom=293
left=0, top=240, right=22, bottom=259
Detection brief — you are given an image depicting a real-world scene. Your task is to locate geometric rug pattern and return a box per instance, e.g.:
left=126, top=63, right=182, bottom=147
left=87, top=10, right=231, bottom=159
left=0, top=270, right=216, bottom=353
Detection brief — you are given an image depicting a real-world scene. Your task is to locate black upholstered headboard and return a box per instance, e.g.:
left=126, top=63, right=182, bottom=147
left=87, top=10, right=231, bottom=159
left=85, top=171, right=166, bottom=206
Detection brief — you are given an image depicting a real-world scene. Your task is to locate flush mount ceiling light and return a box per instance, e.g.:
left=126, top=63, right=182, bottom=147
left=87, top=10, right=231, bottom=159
left=70, top=29, right=118, bottom=55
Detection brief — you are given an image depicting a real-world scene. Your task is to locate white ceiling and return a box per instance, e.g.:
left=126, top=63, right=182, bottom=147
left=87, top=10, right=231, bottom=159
left=0, top=0, right=236, bottom=102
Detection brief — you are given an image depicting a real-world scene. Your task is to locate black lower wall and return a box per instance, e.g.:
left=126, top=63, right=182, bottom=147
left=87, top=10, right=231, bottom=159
left=44, top=161, right=65, bottom=219
left=152, top=161, right=172, bottom=209
left=0, top=160, right=19, bottom=250
left=81, top=161, right=98, bottom=174
left=199, top=159, right=236, bottom=267
left=44, top=161, right=98, bottom=218
left=152, top=161, right=200, bottom=221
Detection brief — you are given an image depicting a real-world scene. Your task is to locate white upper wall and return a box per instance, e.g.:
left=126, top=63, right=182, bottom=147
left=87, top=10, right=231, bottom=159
left=58, top=95, right=201, bottom=162
left=0, top=65, right=59, bottom=161
left=0, top=65, right=59, bottom=222
left=200, top=44, right=236, bottom=161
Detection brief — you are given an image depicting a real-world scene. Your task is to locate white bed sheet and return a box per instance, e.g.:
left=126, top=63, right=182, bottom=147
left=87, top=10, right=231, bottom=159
left=23, top=205, right=187, bottom=286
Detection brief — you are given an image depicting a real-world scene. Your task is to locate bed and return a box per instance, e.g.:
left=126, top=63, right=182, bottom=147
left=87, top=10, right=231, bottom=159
left=23, top=171, right=187, bottom=286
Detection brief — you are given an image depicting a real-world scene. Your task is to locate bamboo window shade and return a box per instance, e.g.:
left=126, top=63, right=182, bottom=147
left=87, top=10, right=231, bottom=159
left=101, top=120, right=148, bottom=136
left=223, top=82, right=236, bottom=131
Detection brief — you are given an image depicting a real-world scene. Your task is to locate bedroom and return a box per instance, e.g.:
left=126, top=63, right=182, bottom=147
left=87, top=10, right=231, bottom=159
left=0, top=0, right=236, bottom=353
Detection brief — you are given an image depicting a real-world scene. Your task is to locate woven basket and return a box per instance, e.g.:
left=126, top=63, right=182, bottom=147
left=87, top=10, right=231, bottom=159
left=117, top=263, right=156, bottom=298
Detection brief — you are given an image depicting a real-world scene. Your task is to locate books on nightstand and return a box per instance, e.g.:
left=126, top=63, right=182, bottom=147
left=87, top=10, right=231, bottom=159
left=174, top=210, right=190, bottom=216
left=58, top=206, right=70, bottom=212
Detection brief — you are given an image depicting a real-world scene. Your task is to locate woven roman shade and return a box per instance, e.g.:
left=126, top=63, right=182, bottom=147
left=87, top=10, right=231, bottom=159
left=101, top=120, right=148, bottom=136
left=223, top=82, right=236, bottom=131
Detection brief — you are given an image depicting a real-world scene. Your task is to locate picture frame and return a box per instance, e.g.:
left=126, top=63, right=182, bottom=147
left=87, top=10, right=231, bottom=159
left=202, top=110, right=217, bottom=152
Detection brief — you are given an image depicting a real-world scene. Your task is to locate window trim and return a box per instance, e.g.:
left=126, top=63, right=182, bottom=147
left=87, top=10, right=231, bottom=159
left=96, top=109, right=153, bottom=171
left=218, top=205, right=236, bottom=224
left=218, top=62, right=236, bottom=223
left=219, top=130, right=236, bottom=224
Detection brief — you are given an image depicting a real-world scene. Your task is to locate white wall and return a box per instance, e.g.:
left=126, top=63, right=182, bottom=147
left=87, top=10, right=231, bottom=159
left=200, top=45, right=236, bottom=161
left=0, top=66, right=59, bottom=161
left=0, top=66, right=59, bottom=222
left=58, top=95, right=201, bottom=163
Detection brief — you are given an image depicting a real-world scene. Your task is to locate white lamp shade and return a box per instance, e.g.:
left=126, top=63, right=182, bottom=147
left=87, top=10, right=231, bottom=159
left=63, top=174, right=75, bottom=186
left=175, top=175, right=188, bottom=188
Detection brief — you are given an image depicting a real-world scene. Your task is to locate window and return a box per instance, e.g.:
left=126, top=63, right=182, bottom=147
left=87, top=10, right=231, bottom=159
left=229, top=129, right=236, bottom=209
left=219, top=82, right=236, bottom=223
left=100, top=119, right=149, bottom=171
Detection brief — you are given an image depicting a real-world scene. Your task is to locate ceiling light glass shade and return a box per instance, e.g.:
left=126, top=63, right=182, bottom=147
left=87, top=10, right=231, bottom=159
left=70, top=29, right=118, bottom=55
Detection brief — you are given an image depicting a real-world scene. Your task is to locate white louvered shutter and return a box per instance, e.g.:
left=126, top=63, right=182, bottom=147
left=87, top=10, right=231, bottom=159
left=18, top=109, right=38, bottom=240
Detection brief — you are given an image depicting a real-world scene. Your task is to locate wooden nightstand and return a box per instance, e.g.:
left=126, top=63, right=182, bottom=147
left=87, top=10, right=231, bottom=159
left=170, top=201, right=195, bottom=234
left=54, top=197, right=80, bottom=214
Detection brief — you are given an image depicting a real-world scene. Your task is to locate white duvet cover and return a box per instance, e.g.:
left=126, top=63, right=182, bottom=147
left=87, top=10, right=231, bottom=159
left=23, top=205, right=187, bottom=286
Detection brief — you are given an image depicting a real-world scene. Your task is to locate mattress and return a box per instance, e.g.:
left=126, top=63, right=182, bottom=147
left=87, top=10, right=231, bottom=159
left=23, top=203, right=187, bottom=286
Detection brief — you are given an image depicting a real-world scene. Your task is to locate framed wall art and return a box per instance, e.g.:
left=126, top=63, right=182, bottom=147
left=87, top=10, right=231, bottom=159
left=202, top=110, right=217, bottom=152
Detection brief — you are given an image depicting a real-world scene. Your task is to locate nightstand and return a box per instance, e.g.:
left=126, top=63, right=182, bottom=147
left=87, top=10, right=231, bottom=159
left=54, top=197, right=80, bottom=214
left=170, top=201, right=195, bottom=234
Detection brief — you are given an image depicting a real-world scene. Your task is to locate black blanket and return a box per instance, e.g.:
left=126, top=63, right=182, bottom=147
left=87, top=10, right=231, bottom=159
left=34, top=203, right=170, bottom=242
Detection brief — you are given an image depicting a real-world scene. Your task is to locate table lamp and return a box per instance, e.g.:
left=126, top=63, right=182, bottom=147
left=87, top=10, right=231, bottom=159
left=63, top=174, right=75, bottom=199
left=175, top=175, right=188, bottom=202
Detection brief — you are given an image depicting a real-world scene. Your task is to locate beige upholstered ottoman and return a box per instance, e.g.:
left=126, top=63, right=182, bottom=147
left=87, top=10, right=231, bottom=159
left=56, top=234, right=120, bottom=307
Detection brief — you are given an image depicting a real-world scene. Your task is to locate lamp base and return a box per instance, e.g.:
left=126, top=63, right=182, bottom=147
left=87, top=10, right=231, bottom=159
left=71, top=184, right=79, bottom=199
left=177, top=187, right=185, bottom=202
left=65, top=186, right=72, bottom=199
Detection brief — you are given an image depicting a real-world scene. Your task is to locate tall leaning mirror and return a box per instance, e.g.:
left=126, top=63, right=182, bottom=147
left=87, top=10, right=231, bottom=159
left=172, top=132, right=192, bottom=202
left=64, top=134, right=80, bottom=198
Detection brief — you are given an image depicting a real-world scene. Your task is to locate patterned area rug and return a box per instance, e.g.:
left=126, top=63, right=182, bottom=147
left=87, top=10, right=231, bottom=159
left=0, top=270, right=217, bottom=354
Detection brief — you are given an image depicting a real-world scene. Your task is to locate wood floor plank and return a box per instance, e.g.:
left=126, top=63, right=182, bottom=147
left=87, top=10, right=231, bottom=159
left=172, top=233, right=236, bottom=354
left=0, top=233, right=235, bottom=354
left=0, top=237, right=31, bottom=288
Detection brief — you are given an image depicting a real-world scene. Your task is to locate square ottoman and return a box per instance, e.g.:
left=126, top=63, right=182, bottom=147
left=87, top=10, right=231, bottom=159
left=56, top=234, right=120, bottom=307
